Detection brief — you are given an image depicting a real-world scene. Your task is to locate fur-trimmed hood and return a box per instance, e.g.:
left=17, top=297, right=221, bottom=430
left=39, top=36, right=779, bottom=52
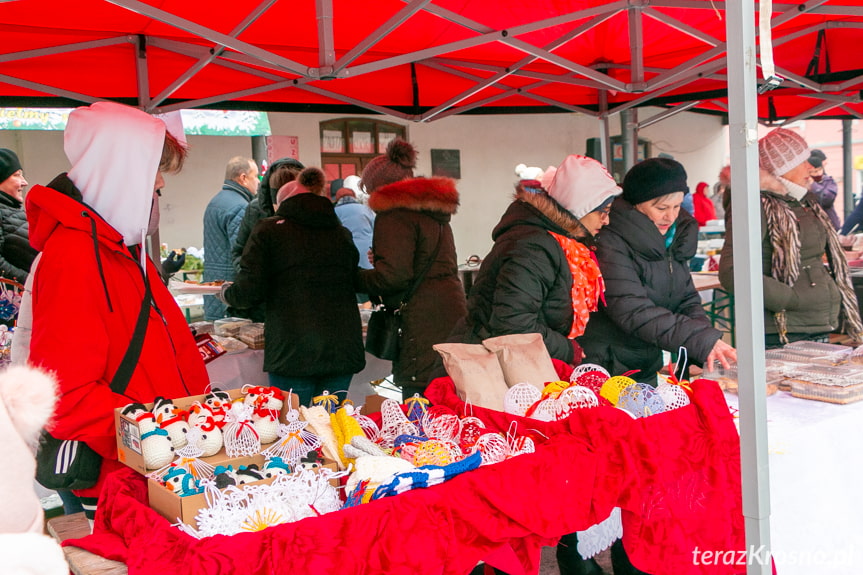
left=508, top=186, right=584, bottom=238
left=367, top=177, right=459, bottom=215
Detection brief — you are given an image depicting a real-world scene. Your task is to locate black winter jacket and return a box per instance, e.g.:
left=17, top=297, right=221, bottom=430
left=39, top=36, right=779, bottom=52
left=357, top=177, right=466, bottom=387
left=578, top=197, right=720, bottom=379
left=457, top=190, right=584, bottom=364
left=229, top=158, right=302, bottom=322
left=0, top=191, right=38, bottom=284
left=224, top=193, right=365, bottom=378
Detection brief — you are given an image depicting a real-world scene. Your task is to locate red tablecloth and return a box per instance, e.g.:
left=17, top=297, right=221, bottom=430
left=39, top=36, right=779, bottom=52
left=67, top=369, right=746, bottom=575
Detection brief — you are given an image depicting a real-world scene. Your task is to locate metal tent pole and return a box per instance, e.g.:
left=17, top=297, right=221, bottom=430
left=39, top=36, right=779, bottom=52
left=843, top=119, right=854, bottom=218
left=726, top=1, right=772, bottom=573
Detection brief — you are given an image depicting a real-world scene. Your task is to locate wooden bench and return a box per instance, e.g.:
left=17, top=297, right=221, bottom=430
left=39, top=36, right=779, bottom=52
left=46, top=512, right=127, bottom=575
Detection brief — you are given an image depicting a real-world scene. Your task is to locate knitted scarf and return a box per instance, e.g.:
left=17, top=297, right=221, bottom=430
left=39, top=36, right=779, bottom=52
left=548, top=231, right=604, bottom=338
left=761, top=190, right=863, bottom=343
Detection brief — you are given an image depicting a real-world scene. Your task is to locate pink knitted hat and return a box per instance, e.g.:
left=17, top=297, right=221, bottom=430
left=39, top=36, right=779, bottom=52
left=547, top=155, right=621, bottom=219
left=758, top=128, right=810, bottom=176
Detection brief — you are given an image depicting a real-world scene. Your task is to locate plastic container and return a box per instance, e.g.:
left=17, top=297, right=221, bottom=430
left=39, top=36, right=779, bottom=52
left=189, top=321, right=214, bottom=335
left=702, top=363, right=780, bottom=395
left=213, top=317, right=252, bottom=337
left=789, top=379, right=863, bottom=404
left=237, top=322, right=265, bottom=349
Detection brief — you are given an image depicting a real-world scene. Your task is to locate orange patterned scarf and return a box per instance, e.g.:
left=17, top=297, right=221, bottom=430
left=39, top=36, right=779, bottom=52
left=548, top=231, right=604, bottom=338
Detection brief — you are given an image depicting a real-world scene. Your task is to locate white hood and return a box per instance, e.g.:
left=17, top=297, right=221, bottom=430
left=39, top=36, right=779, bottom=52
left=65, top=101, right=165, bottom=246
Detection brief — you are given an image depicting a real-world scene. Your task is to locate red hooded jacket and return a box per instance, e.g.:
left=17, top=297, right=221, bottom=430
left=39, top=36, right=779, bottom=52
left=26, top=177, right=209, bottom=498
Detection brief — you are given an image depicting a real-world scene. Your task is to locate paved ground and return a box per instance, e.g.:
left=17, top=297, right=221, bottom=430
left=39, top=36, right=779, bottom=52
left=539, top=546, right=613, bottom=575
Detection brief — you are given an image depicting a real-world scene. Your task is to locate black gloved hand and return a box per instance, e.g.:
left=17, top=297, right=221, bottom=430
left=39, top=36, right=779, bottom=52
left=161, top=250, right=186, bottom=275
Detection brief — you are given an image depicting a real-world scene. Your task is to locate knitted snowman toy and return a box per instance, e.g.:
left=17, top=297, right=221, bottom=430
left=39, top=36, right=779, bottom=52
left=163, top=467, right=201, bottom=496
left=153, top=397, right=189, bottom=450
left=234, top=464, right=264, bottom=484
left=187, top=402, right=223, bottom=457
left=203, top=389, right=231, bottom=428
left=123, top=402, right=175, bottom=469
left=262, top=456, right=292, bottom=478
left=252, top=387, right=284, bottom=444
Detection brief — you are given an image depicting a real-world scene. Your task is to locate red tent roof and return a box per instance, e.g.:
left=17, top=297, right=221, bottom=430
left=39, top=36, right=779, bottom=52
left=0, top=0, right=861, bottom=122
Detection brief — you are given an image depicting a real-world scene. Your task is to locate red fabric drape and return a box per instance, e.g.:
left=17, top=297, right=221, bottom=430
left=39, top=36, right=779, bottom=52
left=66, top=362, right=747, bottom=575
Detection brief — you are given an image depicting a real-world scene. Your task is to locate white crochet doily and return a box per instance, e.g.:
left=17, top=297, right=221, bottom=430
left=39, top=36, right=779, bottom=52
left=576, top=507, right=622, bottom=559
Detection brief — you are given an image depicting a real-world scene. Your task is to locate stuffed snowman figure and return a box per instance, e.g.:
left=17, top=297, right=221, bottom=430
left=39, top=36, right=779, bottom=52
left=153, top=397, right=189, bottom=450
left=124, top=402, right=175, bottom=469
left=262, top=456, right=292, bottom=478
left=187, top=402, right=223, bottom=457
left=203, top=389, right=231, bottom=428
left=252, top=387, right=284, bottom=444
left=162, top=467, right=201, bottom=496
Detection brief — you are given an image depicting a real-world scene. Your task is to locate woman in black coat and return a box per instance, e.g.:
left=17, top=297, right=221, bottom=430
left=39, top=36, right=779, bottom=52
left=223, top=167, right=365, bottom=405
left=356, top=139, right=466, bottom=399
left=458, top=155, right=623, bottom=366
left=579, top=158, right=736, bottom=382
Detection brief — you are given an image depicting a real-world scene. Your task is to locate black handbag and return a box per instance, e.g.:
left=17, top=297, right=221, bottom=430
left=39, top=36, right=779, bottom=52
left=364, top=306, right=401, bottom=361
left=35, top=273, right=152, bottom=491
left=365, top=224, right=443, bottom=361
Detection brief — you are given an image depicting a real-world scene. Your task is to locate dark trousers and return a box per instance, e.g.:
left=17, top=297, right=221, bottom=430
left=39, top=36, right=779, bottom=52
left=268, top=373, right=351, bottom=406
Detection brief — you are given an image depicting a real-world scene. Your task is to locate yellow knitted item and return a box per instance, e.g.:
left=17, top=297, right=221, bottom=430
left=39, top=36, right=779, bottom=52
left=600, top=376, right=636, bottom=406
left=541, top=380, right=570, bottom=398
left=332, top=407, right=366, bottom=466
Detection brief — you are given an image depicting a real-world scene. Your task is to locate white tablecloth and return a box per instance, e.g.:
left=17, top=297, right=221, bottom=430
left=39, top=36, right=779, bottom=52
left=205, top=349, right=392, bottom=404
left=724, top=391, right=863, bottom=574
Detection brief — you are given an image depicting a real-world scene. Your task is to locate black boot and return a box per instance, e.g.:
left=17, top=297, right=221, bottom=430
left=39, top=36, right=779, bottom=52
left=610, top=539, right=652, bottom=575
left=557, top=532, right=603, bottom=575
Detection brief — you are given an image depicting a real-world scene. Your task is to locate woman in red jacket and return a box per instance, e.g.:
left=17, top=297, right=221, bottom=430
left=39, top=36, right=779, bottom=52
left=27, top=102, right=209, bottom=518
left=691, top=181, right=716, bottom=227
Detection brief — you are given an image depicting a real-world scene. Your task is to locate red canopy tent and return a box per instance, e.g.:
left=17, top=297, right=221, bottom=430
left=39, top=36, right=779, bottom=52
left=1, top=3, right=859, bottom=574
left=0, top=0, right=860, bottom=123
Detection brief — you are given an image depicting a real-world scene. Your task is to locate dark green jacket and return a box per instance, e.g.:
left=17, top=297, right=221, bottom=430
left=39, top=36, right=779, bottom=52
left=719, top=172, right=841, bottom=336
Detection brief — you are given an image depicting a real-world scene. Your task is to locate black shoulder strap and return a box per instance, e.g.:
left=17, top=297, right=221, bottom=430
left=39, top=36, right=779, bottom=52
left=401, top=223, right=444, bottom=307
left=109, top=271, right=152, bottom=396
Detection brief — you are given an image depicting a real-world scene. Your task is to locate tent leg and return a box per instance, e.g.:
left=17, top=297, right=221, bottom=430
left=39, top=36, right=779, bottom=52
left=727, top=0, right=773, bottom=573
left=843, top=119, right=854, bottom=218
left=620, top=109, right=637, bottom=173
left=598, top=90, right=612, bottom=171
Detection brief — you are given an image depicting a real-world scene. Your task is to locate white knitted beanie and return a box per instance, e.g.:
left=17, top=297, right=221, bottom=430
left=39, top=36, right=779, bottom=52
left=758, top=128, right=810, bottom=176
left=547, top=155, right=621, bottom=219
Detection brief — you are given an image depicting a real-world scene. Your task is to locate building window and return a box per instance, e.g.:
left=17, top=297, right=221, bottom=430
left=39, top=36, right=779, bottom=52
left=320, top=119, right=407, bottom=189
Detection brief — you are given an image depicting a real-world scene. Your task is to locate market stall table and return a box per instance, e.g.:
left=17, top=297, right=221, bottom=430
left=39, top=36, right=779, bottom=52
left=64, top=377, right=746, bottom=575
left=723, top=391, right=863, bottom=574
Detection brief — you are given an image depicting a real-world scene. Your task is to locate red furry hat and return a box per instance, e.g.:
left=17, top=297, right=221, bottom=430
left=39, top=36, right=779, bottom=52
left=360, top=138, right=417, bottom=194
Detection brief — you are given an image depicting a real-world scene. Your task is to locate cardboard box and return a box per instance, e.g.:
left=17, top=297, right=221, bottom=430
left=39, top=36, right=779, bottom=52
left=148, top=457, right=339, bottom=529
left=115, top=387, right=298, bottom=475
left=147, top=453, right=265, bottom=529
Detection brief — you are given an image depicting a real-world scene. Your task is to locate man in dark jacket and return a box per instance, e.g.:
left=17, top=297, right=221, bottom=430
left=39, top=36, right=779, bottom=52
left=232, top=157, right=304, bottom=272
left=0, top=149, right=38, bottom=284
left=808, top=149, right=840, bottom=230
left=229, top=157, right=303, bottom=322
left=202, top=156, right=258, bottom=320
